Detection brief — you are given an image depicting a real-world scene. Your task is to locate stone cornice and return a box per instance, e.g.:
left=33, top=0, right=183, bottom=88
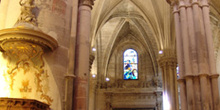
left=79, top=0, right=94, bottom=9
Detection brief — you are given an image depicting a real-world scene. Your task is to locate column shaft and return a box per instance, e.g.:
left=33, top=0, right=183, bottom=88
left=179, top=2, right=195, bottom=110
left=73, top=4, right=92, bottom=110
left=192, top=1, right=212, bottom=109
left=201, top=1, right=220, bottom=109
left=179, top=1, right=192, bottom=75
left=173, top=5, right=187, bottom=110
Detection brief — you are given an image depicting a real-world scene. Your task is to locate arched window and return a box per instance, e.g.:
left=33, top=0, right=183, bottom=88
left=123, top=49, right=138, bottom=80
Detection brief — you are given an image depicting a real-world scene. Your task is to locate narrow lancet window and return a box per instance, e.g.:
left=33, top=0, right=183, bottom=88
left=123, top=49, right=138, bottom=80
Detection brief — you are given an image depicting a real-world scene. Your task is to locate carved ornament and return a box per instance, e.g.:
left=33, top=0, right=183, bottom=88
left=0, top=19, right=57, bottom=107
left=0, top=98, right=49, bottom=110
left=158, top=56, right=177, bottom=68
left=0, top=0, right=57, bottom=107
left=0, top=40, right=53, bottom=105
left=16, top=0, right=37, bottom=26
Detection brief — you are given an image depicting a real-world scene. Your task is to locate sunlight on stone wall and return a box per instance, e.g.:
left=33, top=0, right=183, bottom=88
left=163, top=93, right=171, bottom=110
left=5, top=0, right=20, bottom=28
left=0, top=52, right=10, bottom=97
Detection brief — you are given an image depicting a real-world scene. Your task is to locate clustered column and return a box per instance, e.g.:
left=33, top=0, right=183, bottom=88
left=73, top=0, right=94, bottom=110
left=167, top=0, right=220, bottom=110
left=158, top=49, right=179, bottom=110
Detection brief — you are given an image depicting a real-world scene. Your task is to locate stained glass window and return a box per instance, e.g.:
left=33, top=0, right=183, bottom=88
left=123, top=49, right=138, bottom=80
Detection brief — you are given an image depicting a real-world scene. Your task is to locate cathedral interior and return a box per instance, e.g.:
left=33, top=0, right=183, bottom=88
left=0, top=0, right=220, bottom=110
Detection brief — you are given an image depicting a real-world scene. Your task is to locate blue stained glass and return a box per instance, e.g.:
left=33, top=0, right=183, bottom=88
left=123, top=49, right=138, bottom=80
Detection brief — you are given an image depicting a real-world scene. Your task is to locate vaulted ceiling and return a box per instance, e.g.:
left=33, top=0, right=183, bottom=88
left=90, top=0, right=220, bottom=56
left=91, top=0, right=175, bottom=54
left=90, top=0, right=177, bottom=78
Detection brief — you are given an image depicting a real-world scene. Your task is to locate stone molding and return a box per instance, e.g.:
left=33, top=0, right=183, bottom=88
left=79, top=0, right=94, bottom=8
left=0, top=28, right=58, bottom=52
left=0, top=98, right=50, bottom=110
left=103, top=89, right=162, bottom=109
left=166, top=0, right=210, bottom=6
left=178, top=73, right=219, bottom=80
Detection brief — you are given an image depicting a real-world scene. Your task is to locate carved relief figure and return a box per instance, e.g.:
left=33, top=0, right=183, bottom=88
left=17, top=0, right=37, bottom=25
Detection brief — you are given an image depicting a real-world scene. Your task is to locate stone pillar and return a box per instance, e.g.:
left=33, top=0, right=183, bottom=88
left=64, top=0, right=78, bottom=109
left=166, top=0, right=220, bottom=110
left=158, top=49, right=179, bottom=110
left=73, top=0, right=94, bottom=110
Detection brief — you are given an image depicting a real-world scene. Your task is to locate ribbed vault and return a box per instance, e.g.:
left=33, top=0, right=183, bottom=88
left=89, top=0, right=220, bottom=109
left=90, top=0, right=175, bottom=85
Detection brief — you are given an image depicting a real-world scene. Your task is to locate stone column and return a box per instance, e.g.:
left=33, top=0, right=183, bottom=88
left=158, top=49, right=179, bottom=110
left=166, top=0, right=220, bottom=110
left=73, top=0, right=94, bottom=110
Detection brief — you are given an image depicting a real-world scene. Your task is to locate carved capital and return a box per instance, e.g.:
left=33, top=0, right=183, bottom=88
left=79, top=0, right=94, bottom=8
left=158, top=56, right=177, bottom=68
left=210, top=74, right=219, bottom=79
left=177, top=78, right=185, bottom=83
left=184, top=74, right=194, bottom=79
left=166, top=0, right=178, bottom=6
left=198, top=73, right=209, bottom=78
left=158, top=49, right=177, bottom=67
